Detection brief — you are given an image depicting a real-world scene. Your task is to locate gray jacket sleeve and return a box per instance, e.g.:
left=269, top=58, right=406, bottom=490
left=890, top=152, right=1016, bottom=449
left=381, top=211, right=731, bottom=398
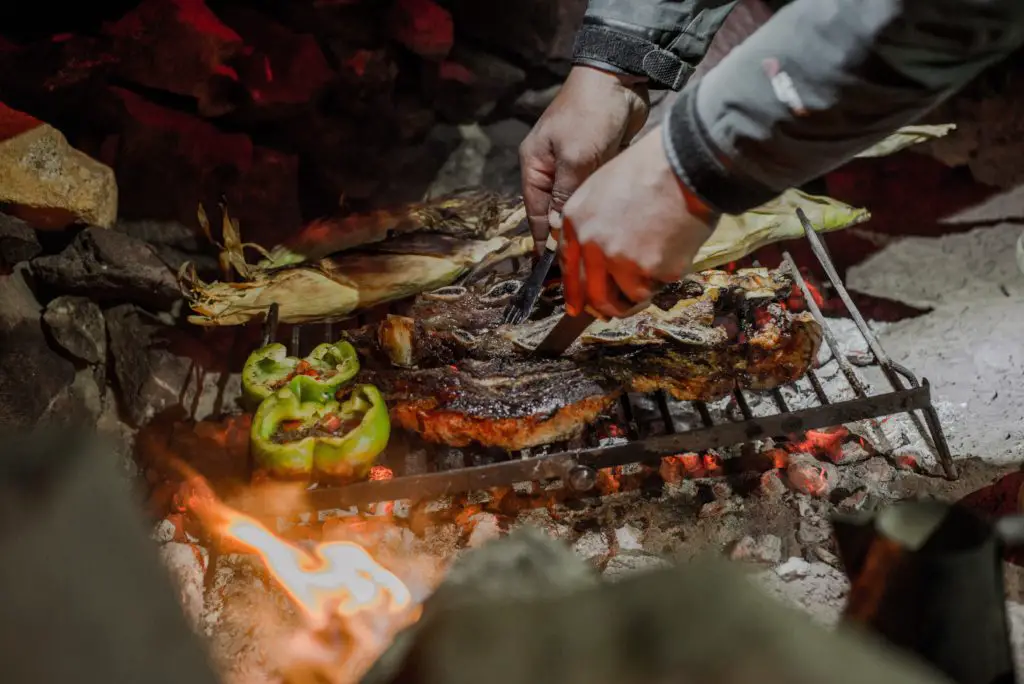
left=662, top=0, right=1024, bottom=216
left=571, top=0, right=742, bottom=89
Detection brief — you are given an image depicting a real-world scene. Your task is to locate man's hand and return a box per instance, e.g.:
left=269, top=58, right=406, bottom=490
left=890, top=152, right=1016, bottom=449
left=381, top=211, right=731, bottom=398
left=559, top=125, right=720, bottom=319
left=519, top=65, right=649, bottom=251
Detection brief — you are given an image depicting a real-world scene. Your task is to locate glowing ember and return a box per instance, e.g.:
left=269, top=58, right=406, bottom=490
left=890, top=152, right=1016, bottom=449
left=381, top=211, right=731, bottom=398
left=225, top=513, right=412, bottom=628
left=788, top=426, right=848, bottom=464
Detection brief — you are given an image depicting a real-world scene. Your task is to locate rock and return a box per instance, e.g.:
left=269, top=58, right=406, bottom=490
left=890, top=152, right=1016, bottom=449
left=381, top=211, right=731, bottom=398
left=105, top=304, right=242, bottom=426
left=31, top=227, right=179, bottom=309
left=0, top=102, right=117, bottom=230
left=218, top=7, right=335, bottom=117
left=573, top=530, right=610, bottom=562
left=0, top=213, right=40, bottom=269
left=103, top=0, right=244, bottom=117
left=0, top=266, right=75, bottom=428
left=785, top=453, right=839, bottom=498
left=42, top=296, right=105, bottom=364
left=389, top=0, right=454, bottom=60
left=429, top=46, right=527, bottom=122
left=36, top=367, right=104, bottom=428
left=446, top=0, right=587, bottom=66
left=111, top=89, right=303, bottom=250
left=730, top=534, right=783, bottom=565
left=512, top=84, right=561, bottom=121
left=119, top=219, right=219, bottom=277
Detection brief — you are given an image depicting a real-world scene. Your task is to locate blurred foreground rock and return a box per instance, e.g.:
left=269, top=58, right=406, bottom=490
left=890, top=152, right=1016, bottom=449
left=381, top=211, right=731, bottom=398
left=364, top=532, right=949, bottom=684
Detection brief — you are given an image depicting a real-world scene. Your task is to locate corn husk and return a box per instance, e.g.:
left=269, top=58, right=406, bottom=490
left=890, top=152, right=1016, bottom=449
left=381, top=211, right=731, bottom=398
left=693, top=188, right=870, bottom=271
left=182, top=189, right=866, bottom=326
left=854, top=124, right=956, bottom=159
left=182, top=209, right=531, bottom=326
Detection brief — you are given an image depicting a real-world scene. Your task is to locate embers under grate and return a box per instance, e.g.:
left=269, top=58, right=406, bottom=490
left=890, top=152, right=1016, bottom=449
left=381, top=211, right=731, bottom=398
left=258, top=209, right=956, bottom=511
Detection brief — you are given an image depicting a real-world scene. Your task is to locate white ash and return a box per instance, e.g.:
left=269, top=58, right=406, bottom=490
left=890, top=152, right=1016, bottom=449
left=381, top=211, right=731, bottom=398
left=602, top=552, right=673, bottom=581
left=151, top=518, right=177, bottom=544
left=614, top=525, right=644, bottom=552
left=846, top=216, right=1024, bottom=464
left=752, top=558, right=850, bottom=627
left=573, top=530, right=611, bottom=563
left=730, top=534, right=784, bottom=565
left=158, top=542, right=208, bottom=634
left=466, top=512, right=502, bottom=548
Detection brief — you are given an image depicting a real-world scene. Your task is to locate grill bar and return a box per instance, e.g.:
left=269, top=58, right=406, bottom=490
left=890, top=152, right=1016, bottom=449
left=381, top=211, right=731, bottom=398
left=257, top=209, right=958, bottom=514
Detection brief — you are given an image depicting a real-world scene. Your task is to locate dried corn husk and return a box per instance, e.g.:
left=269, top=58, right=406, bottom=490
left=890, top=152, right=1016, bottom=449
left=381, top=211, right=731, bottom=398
left=181, top=189, right=866, bottom=326
left=854, top=124, right=957, bottom=159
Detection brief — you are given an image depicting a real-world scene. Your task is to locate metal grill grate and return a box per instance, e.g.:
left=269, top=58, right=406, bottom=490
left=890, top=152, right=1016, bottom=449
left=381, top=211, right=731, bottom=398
left=257, top=209, right=956, bottom=511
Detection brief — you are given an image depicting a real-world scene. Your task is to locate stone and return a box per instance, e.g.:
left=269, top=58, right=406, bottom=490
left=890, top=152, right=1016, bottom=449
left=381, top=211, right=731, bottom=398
left=36, top=367, right=104, bottom=428
left=31, top=227, right=179, bottom=309
left=445, top=0, right=587, bottom=66
left=429, top=46, right=527, bottom=122
left=218, top=7, right=335, bottom=116
left=119, top=219, right=220, bottom=277
left=512, top=84, right=561, bottom=121
left=110, top=89, right=303, bottom=250
left=105, top=304, right=242, bottom=426
left=0, top=266, right=75, bottom=428
left=0, top=213, right=40, bottom=269
left=730, top=534, right=783, bottom=565
left=0, top=102, right=117, bottom=230
left=42, top=296, right=106, bottom=364
left=389, top=0, right=454, bottom=60
left=103, top=0, right=244, bottom=117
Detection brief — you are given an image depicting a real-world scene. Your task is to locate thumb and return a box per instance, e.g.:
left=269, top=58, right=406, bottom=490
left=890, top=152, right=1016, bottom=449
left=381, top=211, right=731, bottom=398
left=548, top=152, right=602, bottom=221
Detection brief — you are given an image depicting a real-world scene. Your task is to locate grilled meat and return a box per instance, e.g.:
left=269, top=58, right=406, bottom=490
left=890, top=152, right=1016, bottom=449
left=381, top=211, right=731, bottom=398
left=347, top=266, right=822, bottom=450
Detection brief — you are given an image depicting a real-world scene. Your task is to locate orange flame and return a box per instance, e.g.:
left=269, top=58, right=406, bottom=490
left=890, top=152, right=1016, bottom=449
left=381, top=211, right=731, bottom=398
left=224, top=512, right=412, bottom=628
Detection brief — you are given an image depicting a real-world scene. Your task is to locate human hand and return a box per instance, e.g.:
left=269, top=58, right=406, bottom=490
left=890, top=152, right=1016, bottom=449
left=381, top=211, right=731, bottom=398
left=519, top=65, right=649, bottom=252
left=559, top=124, right=720, bottom=319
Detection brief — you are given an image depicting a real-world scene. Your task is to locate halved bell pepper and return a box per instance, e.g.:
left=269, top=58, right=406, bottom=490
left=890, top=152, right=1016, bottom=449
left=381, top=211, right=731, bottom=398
left=241, top=340, right=360, bottom=409
left=250, top=383, right=391, bottom=480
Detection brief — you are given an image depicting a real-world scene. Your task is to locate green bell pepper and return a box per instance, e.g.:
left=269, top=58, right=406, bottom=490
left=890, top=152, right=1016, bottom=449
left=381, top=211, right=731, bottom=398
left=250, top=383, right=391, bottom=480
left=241, top=340, right=360, bottom=409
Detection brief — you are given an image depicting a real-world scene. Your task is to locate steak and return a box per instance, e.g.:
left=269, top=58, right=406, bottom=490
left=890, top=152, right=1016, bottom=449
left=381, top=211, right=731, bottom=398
left=348, top=266, right=822, bottom=450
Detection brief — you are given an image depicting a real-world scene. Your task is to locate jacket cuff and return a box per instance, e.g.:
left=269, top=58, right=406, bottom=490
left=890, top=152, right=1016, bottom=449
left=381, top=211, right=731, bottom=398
left=662, top=85, right=779, bottom=216
left=572, top=23, right=695, bottom=91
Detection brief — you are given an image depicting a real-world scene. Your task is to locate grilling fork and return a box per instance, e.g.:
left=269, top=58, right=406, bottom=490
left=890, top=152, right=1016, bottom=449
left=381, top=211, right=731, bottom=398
left=501, top=233, right=559, bottom=325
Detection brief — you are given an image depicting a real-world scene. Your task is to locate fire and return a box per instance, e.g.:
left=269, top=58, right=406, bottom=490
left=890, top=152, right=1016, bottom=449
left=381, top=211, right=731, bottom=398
left=224, top=512, right=412, bottom=629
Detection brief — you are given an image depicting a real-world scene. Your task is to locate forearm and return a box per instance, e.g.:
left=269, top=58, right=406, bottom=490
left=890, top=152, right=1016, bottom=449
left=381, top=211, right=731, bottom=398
left=572, top=0, right=741, bottom=89
left=663, top=0, right=1024, bottom=215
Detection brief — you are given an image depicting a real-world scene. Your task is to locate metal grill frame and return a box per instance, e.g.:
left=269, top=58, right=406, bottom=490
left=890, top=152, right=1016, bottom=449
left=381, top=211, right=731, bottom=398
left=257, top=209, right=956, bottom=511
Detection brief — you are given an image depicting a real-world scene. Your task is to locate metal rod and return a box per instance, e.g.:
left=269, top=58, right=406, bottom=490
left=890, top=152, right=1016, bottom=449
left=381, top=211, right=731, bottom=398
left=796, top=207, right=905, bottom=392
left=771, top=388, right=790, bottom=414
left=620, top=395, right=640, bottom=440
left=806, top=369, right=831, bottom=405
left=733, top=390, right=753, bottom=420
left=693, top=401, right=714, bottom=427
left=656, top=391, right=676, bottom=434
left=782, top=252, right=872, bottom=398
left=302, top=386, right=935, bottom=509
left=324, top=321, right=334, bottom=344
left=921, top=382, right=958, bottom=479
left=260, top=303, right=280, bottom=348
left=290, top=326, right=301, bottom=356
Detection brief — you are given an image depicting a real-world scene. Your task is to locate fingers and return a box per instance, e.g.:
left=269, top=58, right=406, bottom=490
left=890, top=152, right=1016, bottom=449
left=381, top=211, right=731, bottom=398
left=519, top=137, right=555, bottom=254
left=560, top=216, right=583, bottom=317
left=607, top=256, right=655, bottom=306
left=581, top=244, right=635, bottom=321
